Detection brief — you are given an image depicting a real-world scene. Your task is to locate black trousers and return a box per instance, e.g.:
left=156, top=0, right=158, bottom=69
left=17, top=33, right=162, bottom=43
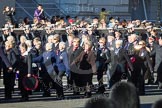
left=70, top=72, right=93, bottom=93
left=3, top=70, right=15, bottom=99
left=18, top=75, right=30, bottom=99
left=131, top=65, right=145, bottom=95
left=42, top=72, right=64, bottom=97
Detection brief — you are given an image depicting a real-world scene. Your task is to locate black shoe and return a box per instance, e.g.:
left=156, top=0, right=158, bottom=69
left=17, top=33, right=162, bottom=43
left=96, top=85, right=105, bottom=94
left=84, top=92, right=92, bottom=98
left=140, top=92, right=145, bottom=96
left=154, top=80, right=158, bottom=85
left=73, top=91, right=80, bottom=95
left=158, top=85, right=162, bottom=89
left=43, top=92, right=51, bottom=97
left=57, top=95, right=64, bottom=100
left=20, top=97, right=29, bottom=102
left=5, top=96, right=12, bottom=100
left=147, top=78, right=154, bottom=85
left=5, top=93, right=12, bottom=99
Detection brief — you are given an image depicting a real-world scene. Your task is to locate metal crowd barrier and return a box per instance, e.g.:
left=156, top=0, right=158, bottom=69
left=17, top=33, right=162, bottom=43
left=0, top=28, right=161, bottom=36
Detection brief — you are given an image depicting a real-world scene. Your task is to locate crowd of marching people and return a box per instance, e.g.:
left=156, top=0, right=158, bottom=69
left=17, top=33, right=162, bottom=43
left=1, top=4, right=162, bottom=102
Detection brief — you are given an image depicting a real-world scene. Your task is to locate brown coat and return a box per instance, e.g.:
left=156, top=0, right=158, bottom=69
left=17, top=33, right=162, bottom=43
left=71, top=50, right=97, bottom=74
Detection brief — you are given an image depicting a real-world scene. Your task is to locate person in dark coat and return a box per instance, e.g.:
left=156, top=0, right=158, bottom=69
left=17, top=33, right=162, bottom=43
left=87, top=27, right=98, bottom=50
left=0, top=28, right=10, bottom=42
left=32, top=43, right=64, bottom=99
left=3, top=6, right=15, bottom=25
left=52, top=34, right=60, bottom=53
left=146, top=36, right=158, bottom=84
left=29, top=40, right=44, bottom=91
left=67, top=37, right=83, bottom=94
left=150, top=37, right=162, bottom=89
left=18, top=43, right=32, bottom=101
left=3, top=41, right=18, bottom=99
left=124, top=34, right=138, bottom=56
left=131, top=41, right=153, bottom=95
left=96, top=37, right=111, bottom=93
left=106, top=32, right=115, bottom=51
left=23, top=26, right=35, bottom=40
left=0, top=44, right=13, bottom=99
left=109, top=40, right=133, bottom=88
left=71, top=40, right=97, bottom=97
left=0, top=46, right=11, bottom=69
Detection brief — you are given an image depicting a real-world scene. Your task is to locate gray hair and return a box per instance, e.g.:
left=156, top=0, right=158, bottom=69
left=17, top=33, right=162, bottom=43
left=115, top=40, right=123, bottom=45
left=45, top=43, right=53, bottom=51
left=59, top=42, right=66, bottom=49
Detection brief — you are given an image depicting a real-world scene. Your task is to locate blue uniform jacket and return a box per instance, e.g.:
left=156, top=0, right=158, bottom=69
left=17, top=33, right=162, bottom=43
left=56, top=50, right=70, bottom=75
left=32, top=50, right=56, bottom=76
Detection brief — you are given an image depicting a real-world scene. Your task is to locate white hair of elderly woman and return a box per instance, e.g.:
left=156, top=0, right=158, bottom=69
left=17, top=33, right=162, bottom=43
left=59, top=41, right=66, bottom=51
left=46, top=42, right=53, bottom=51
left=25, top=40, right=32, bottom=47
left=115, top=40, right=123, bottom=45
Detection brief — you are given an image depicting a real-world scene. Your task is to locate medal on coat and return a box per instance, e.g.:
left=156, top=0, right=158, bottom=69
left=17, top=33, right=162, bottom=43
left=100, top=52, right=103, bottom=56
left=60, top=55, right=63, bottom=60
left=140, top=52, right=144, bottom=57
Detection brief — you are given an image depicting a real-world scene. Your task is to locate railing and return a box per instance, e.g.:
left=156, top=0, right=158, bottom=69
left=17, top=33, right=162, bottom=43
left=0, top=28, right=161, bottom=33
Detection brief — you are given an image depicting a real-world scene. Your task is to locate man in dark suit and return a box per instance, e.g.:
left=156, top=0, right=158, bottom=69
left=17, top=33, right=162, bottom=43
left=52, top=34, right=60, bottom=52
left=150, top=37, right=162, bottom=89
left=67, top=37, right=83, bottom=94
left=0, top=43, right=14, bottom=99
left=0, top=45, right=11, bottom=69
left=96, top=37, right=111, bottom=93
left=23, top=26, right=35, bottom=40
left=109, top=40, right=133, bottom=88
left=3, top=41, right=18, bottom=99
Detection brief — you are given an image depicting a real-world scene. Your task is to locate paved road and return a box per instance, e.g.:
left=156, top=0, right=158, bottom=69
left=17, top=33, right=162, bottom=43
left=0, top=75, right=162, bottom=108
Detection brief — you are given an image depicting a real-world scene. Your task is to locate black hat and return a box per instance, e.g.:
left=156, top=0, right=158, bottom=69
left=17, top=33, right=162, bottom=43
left=23, top=75, right=39, bottom=91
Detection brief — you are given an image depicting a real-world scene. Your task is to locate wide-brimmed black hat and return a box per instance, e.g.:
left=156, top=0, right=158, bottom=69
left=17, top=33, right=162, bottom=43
left=23, top=75, right=39, bottom=91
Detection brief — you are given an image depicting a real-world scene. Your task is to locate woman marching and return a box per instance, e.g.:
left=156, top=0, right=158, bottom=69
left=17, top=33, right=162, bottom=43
left=3, top=41, right=17, bottom=100
left=32, top=43, right=64, bottom=99
left=71, top=40, right=97, bottom=98
left=18, top=43, right=32, bottom=101
left=131, top=40, right=153, bottom=95
left=55, top=42, right=70, bottom=82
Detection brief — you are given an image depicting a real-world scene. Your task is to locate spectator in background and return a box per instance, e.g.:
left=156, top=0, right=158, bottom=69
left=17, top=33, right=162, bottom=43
left=23, top=17, right=31, bottom=25
left=99, top=8, right=109, bottom=23
left=3, top=6, right=15, bottom=25
left=85, top=96, right=117, bottom=108
left=152, top=99, right=162, bottom=108
left=109, top=81, right=140, bottom=108
left=150, top=36, right=162, bottom=89
left=34, top=4, right=45, bottom=21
